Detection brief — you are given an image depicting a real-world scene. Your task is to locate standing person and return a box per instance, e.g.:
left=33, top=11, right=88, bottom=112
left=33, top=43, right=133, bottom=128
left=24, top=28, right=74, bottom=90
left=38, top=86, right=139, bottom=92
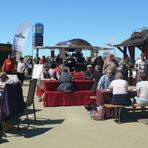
left=40, top=55, right=46, bottom=64
left=134, top=72, right=148, bottom=105
left=55, top=54, right=62, bottom=63
left=17, top=57, right=26, bottom=85
left=109, top=71, right=131, bottom=105
left=37, top=64, right=51, bottom=102
left=91, top=65, right=103, bottom=91
left=2, top=55, right=15, bottom=74
left=34, top=54, right=40, bottom=64
left=135, top=53, right=148, bottom=82
left=26, top=57, right=34, bottom=76
left=103, top=54, right=119, bottom=75
left=94, top=56, right=104, bottom=70
left=119, top=55, right=131, bottom=81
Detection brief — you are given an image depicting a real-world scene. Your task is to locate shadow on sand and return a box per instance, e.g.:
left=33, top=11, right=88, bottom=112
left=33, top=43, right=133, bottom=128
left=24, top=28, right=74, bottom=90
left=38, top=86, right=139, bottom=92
left=0, top=118, right=65, bottom=141
left=113, top=108, right=148, bottom=124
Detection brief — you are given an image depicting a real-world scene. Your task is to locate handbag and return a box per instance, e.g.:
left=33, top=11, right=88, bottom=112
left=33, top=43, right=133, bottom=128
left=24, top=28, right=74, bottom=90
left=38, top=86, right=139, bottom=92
left=92, top=105, right=105, bottom=120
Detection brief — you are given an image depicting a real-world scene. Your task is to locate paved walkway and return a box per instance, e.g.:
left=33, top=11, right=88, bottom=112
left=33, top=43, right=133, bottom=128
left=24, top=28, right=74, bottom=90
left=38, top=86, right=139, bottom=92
left=0, top=80, right=148, bottom=148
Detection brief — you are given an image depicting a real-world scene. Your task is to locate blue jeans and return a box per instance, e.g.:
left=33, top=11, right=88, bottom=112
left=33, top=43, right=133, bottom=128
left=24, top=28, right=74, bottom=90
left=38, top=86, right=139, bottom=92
left=134, top=96, right=148, bottom=105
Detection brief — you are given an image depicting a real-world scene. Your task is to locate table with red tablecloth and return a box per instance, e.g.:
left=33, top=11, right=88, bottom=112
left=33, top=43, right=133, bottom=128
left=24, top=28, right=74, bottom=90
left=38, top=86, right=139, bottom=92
left=36, top=80, right=59, bottom=97
left=71, top=72, right=84, bottom=76
left=71, top=72, right=85, bottom=80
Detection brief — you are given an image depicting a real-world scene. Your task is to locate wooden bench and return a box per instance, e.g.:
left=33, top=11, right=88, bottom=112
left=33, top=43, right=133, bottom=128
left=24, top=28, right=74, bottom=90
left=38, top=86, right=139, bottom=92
left=89, top=96, right=128, bottom=123
left=104, top=104, right=125, bottom=123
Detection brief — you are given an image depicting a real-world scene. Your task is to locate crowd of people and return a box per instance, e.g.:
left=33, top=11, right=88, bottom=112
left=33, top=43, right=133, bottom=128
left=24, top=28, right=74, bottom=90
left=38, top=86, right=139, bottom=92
left=0, top=52, right=148, bottom=106
left=84, top=53, right=148, bottom=106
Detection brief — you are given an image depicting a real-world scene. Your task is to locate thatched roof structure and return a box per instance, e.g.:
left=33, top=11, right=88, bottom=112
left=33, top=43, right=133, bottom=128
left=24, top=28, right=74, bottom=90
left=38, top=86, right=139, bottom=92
left=114, top=28, right=148, bottom=61
left=114, top=29, right=148, bottom=47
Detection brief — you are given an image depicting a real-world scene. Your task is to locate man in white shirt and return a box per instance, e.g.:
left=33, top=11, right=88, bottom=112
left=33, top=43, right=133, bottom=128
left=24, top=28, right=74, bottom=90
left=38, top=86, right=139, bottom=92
left=135, top=72, right=148, bottom=104
left=135, top=53, right=148, bottom=82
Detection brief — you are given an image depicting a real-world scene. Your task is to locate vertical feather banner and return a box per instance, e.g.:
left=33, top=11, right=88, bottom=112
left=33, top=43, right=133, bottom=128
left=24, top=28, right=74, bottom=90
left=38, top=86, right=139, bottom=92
left=12, top=21, right=32, bottom=59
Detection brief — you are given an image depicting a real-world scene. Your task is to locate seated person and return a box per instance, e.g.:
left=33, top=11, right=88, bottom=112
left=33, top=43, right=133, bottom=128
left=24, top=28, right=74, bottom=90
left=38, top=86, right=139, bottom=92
left=91, top=65, right=103, bottom=91
left=0, top=72, right=9, bottom=100
left=0, top=72, right=19, bottom=100
left=57, top=67, right=75, bottom=92
left=55, top=64, right=64, bottom=79
left=0, top=72, right=9, bottom=89
left=134, top=72, right=148, bottom=105
left=109, top=71, right=131, bottom=106
left=37, top=64, right=53, bottom=102
left=84, top=64, right=94, bottom=80
left=64, top=56, right=76, bottom=72
left=48, top=63, right=58, bottom=80
left=97, top=68, right=115, bottom=90
left=0, top=72, right=17, bottom=130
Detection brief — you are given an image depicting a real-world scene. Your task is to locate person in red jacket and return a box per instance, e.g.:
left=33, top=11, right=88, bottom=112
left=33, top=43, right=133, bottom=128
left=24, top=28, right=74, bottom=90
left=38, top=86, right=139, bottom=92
left=40, top=55, right=46, bottom=64
left=2, top=55, right=15, bottom=74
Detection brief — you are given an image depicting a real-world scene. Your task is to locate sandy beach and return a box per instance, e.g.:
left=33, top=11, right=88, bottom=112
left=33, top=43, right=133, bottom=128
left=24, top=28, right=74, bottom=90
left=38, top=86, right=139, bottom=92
left=0, top=80, right=148, bottom=148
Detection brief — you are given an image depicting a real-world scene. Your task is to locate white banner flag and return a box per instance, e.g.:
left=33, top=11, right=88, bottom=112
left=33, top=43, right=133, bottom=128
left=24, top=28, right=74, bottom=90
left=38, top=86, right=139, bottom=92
left=12, top=21, right=32, bottom=58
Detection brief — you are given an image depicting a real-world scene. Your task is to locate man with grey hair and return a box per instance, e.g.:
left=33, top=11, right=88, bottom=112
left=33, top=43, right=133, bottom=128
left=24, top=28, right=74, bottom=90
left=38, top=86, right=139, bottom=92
left=97, top=68, right=115, bottom=90
left=103, top=54, right=119, bottom=75
left=0, top=72, right=9, bottom=90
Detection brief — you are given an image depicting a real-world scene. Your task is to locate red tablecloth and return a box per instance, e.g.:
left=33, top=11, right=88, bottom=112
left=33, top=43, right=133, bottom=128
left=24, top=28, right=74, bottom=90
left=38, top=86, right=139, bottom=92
left=36, top=85, right=44, bottom=97
left=71, top=72, right=84, bottom=76
left=36, top=80, right=59, bottom=97
left=42, top=79, right=94, bottom=91
left=44, top=80, right=59, bottom=91
left=36, top=79, right=96, bottom=106
left=73, top=75, right=85, bottom=80
left=74, top=80, right=94, bottom=91
left=44, top=91, right=96, bottom=107
left=96, top=90, right=112, bottom=105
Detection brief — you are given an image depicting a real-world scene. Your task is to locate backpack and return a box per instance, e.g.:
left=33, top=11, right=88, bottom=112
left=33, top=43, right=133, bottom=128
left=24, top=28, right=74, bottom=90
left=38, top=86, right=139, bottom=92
left=92, top=105, right=105, bottom=120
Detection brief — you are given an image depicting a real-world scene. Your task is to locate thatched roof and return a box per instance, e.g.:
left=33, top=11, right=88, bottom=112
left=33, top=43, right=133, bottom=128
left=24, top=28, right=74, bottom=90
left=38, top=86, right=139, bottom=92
left=114, top=29, right=148, bottom=47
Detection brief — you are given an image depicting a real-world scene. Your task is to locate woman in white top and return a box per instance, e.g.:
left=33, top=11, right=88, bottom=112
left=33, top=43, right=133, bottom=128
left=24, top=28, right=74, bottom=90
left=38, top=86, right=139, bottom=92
left=109, top=71, right=131, bottom=105
left=135, top=72, right=148, bottom=104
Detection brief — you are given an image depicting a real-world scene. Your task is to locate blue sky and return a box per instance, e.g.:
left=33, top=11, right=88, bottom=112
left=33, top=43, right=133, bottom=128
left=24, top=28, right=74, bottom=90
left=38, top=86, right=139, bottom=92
left=0, top=0, right=147, bottom=58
